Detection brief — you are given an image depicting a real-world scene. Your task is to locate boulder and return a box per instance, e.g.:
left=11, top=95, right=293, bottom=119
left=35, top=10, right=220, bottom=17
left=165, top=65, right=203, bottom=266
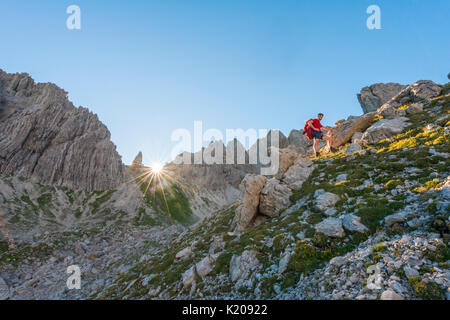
left=336, top=174, right=348, bottom=182
left=269, top=147, right=301, bottom=178
left=406, top=103, right=424, bottom=114
left=341, top=214, right=368, bottom=233
left=329, top=113, right=377, bottom=148
left=315, top=218, right=345, bottom=238
left=259, top=179, right=292, bottom=218
left=282, top=157, right=315, bottom=189
left=314, top=189, right=340, bottom=212
left=377, top=80, right=443, bottom=119
left=351, top=132, right=364, bottom=144
left=196, top=254, right=217, bottom=279
left=361, top=117, right=410, bottom=145
left=357, top=83, right=407, bottom=114
left=234, top=174, right=268, bottom=232
left=384, top=213, right=407, bottom=227
left=403, top=265, right=420, bottom=278
left=344, top=143, right=363, bottom=155
left=182, top=266, right=197, bottom=288
left=287, top=129, right=309, bottom=150
left=175, top=246, right=193, bottom=261
left=229, top=250, right=260, bottom=283
left=380, top=289, right=404, bottom=300
left=278, top=249, right=292, bottom=274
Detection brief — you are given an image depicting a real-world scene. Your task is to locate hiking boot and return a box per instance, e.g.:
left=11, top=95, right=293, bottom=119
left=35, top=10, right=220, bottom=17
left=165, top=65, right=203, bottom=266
left=330, top=147, right=338, bottom=153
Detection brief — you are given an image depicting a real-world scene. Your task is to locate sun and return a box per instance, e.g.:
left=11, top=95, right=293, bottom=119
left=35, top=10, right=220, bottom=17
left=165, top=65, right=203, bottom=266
left=151, top=162, right=164, bottom=174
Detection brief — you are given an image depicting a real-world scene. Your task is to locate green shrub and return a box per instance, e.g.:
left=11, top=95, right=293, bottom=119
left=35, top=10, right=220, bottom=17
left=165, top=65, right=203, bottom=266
left=408, top=277, right=444, bottom=300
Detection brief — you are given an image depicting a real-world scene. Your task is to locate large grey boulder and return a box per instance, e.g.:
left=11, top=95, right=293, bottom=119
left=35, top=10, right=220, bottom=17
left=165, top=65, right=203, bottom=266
left=315, top=218, right=345, bottom=238
left=341, top=214, right=368, bottom=233
left=282, top=157, right=315, bottom=189
left=0, top=70, right=128, bottom=191
left=358, top=83, right=407, bottom=114
left=234, top=174, right=268, bottom=232
left=269, top=146, right=302, bottom=179
left=361, top=117, right=410, bottom=145
left=195, top=254, right=217, bottom=279
left=314, top=189, right=340, bottom=212
left=259, top=179, right=292, bottom=218
left=182, top=266, right=198, bottom=288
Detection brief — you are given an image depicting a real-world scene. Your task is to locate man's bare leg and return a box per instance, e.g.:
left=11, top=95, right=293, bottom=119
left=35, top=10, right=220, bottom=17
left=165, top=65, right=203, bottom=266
left=313, top=138, right=319, bottom=155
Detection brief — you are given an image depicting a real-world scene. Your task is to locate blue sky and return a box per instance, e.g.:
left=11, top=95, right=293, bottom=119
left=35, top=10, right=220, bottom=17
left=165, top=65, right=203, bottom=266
left=0, top=0, right=449, bottom=165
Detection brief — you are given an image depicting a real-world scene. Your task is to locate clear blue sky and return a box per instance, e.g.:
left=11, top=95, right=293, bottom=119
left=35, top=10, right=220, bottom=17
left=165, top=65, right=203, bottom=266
left=0, top=0, right=449, bottom=165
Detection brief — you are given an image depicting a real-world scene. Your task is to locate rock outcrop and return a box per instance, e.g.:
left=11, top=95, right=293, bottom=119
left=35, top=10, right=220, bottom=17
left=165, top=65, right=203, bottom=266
left=329, top=113, right=377, bottom=148
left=0, top=70, right=128, bottom=191
left=377, top=80, right=443, bottom=119
left=358, top=83, right=406, bottom=114
left=234, top=174, right=268, bottom=232
left=361, top=117, right=410, bottom=145
left=282, top=157, right=315, bottom=189
left=259, top=179, right=292, bottom=217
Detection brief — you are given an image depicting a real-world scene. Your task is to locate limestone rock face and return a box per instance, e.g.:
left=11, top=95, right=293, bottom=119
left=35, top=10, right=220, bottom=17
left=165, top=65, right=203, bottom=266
left=259, top=179, right=292, bottom=218
left=377, top=80, right=443, bottom=119
left=358, top=83, right=406, bottom=114
left=0, top=70, right=127, bottom=191
left=361, top=117, right=410, bottom=145
left=329, top=113, right=377, bottom=148
left=234, top=174, right=268, bottom=232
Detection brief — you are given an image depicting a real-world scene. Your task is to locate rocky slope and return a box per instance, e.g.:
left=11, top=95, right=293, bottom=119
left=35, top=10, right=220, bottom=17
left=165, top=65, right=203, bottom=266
left=0, top=73, right=449, bottom=300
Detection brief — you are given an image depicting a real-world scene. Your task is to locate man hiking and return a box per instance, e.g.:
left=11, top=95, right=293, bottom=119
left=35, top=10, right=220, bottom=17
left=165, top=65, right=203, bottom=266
left=304, top=113, right=337, bottom=157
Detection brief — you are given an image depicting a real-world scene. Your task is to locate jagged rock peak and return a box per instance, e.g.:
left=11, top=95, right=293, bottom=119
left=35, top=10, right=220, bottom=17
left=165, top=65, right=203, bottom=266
left=0, top=69, right=128, bottom=191
left=132, top=151, right=143, bottom=167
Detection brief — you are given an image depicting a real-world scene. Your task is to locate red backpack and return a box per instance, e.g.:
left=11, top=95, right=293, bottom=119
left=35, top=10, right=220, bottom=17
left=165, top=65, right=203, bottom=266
left=303, top=119, right=314, bottom=139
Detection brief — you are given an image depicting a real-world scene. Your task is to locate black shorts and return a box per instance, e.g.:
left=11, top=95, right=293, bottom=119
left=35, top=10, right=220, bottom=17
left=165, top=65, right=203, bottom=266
left=312, top=131, right=323, bottom=139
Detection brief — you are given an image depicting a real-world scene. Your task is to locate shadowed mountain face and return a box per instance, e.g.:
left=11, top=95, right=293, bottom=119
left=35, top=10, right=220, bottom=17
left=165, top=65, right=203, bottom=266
left=0, top=70, right=128, bottom=191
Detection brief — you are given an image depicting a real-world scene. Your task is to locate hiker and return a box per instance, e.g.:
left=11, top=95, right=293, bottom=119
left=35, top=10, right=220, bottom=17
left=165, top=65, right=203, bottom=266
left=304, top=113, right=336, bottom=157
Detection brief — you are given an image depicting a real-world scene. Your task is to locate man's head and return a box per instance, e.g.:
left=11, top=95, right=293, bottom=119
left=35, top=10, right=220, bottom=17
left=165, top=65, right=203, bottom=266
left=318, top=113, right=324, bottom=120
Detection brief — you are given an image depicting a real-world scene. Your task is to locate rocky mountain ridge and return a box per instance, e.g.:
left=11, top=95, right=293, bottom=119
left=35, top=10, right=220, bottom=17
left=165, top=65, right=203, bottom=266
left=0, top=70, right=128, bottom=191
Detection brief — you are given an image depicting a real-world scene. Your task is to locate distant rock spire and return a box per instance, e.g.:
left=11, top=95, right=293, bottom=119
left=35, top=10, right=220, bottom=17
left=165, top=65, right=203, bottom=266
left=132, top=151, right=143, bottom=168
